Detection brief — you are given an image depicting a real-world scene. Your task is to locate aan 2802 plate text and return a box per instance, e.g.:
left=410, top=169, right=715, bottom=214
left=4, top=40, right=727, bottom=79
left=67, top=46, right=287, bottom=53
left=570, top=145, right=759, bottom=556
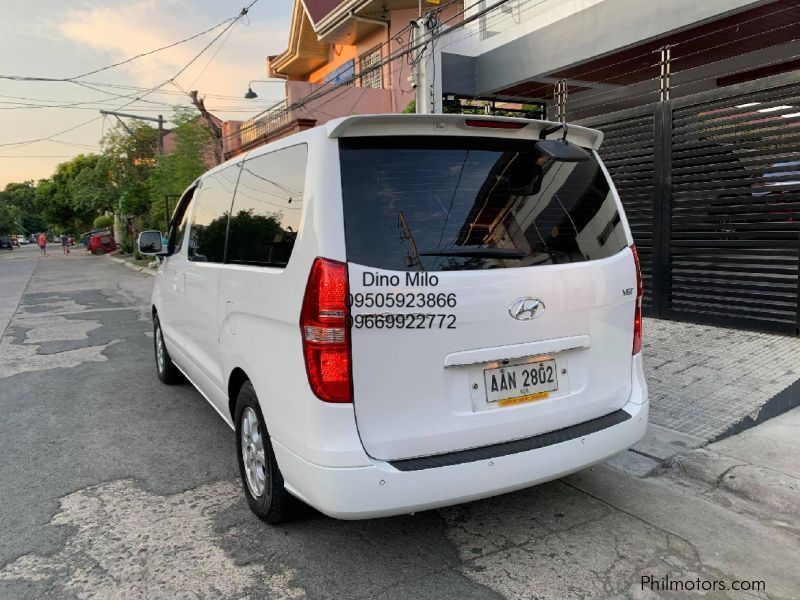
left=483, top=359, right=558, bottom=407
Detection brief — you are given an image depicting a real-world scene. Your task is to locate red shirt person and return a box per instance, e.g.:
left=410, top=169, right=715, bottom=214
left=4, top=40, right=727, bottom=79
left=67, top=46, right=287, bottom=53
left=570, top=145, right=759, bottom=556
left=37, top=233, right=47, bottom=256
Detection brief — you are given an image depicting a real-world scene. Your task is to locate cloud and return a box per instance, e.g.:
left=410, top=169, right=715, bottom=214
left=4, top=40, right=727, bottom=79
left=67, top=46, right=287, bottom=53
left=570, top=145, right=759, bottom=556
left=55, top=0, right=291, bottom=118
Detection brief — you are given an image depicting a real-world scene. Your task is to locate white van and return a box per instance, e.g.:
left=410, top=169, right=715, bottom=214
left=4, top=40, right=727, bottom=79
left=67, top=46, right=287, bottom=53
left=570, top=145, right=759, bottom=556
left=139, top=114, right=648, bottom=523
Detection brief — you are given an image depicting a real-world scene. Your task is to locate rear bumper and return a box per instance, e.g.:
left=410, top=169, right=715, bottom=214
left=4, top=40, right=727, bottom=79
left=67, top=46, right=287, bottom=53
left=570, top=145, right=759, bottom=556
left=274, top=389, right=648, bottom=520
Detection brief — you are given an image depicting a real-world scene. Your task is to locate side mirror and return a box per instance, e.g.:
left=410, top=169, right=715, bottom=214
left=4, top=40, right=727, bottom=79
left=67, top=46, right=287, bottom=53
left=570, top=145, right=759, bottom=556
left=138, top=230, right=164, bottom=255
left=535, top=139, right=590, bottom=162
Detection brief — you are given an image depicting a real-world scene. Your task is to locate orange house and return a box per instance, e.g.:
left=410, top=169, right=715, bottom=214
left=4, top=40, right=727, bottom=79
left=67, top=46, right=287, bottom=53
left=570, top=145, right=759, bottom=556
left=223, top=0, right=463, bottom=158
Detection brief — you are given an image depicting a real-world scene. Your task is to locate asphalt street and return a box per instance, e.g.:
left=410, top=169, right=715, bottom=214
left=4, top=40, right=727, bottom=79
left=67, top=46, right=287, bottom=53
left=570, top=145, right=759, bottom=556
left=0, top=244, right=798, bottom=599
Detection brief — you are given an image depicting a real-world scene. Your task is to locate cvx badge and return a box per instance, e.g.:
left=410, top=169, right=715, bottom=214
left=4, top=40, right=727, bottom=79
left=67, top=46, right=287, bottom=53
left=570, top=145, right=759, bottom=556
left=509, top=298, right=545, bottom=321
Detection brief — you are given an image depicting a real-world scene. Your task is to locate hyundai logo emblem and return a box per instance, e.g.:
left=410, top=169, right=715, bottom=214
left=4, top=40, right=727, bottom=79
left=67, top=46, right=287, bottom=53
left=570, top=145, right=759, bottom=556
left=509, top=297, right=545, bottom=321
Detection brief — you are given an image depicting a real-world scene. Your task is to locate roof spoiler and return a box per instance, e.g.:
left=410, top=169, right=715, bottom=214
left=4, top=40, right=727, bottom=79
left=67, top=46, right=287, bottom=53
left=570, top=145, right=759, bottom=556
left=326, top=114, right=604, bottom=149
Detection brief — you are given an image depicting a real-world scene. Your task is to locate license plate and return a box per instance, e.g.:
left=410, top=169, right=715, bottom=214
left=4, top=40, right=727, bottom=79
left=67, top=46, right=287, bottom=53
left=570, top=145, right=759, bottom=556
left=484, top=359, right=558, bottom=407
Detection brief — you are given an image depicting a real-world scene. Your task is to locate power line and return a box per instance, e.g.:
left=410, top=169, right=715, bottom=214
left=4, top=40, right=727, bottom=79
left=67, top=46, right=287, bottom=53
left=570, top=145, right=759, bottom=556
left=110, top=1, right=260, bottom=114
left=233, top=0, right=515, bottom=146
left=0, top=18, right=235, bottom=83
left=187, top=20, right=240, bottom=90
left=0, top=116, right=102, bottom=148
left=205, top=0, right=511, bottom=158
left=0, top=1, right=261, bottom=152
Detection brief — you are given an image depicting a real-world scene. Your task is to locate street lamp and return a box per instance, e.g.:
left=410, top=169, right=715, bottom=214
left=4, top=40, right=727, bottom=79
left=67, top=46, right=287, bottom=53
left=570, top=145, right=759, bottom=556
left=243, top=79, right=285, bottom=99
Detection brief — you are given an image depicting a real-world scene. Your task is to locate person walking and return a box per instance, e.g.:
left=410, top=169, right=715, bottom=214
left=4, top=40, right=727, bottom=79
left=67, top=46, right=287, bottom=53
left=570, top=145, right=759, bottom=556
left=37, top=233, right=47, bottom=257
left=60, top=234, right=69, bottom=255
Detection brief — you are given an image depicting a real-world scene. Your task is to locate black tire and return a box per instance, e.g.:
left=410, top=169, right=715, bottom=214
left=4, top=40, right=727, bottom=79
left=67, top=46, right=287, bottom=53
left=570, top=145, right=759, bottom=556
left=93, top=248, right=105, bottom=256
left=153, top=314, right=184, bottom=384
left=235, top=382, right=299, bottom=523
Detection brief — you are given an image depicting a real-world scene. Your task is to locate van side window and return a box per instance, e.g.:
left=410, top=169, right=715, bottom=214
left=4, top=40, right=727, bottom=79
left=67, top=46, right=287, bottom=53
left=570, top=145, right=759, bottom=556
left=226, top=144, right=307, bottom=268
left=188, top=163, right=241, bottom=263
left=171, top=187, right=196, bottom=255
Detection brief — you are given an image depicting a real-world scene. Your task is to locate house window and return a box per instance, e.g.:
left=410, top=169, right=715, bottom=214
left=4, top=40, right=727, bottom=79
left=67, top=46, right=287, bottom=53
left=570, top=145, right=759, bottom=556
left=360, top=48, right=383, bottom=89
left=324, top=60, right=355, bottom=86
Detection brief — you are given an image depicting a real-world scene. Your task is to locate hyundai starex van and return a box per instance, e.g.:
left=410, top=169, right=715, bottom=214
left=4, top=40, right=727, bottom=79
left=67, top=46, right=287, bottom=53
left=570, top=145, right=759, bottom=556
left=138, top=114, right=648, bottom=523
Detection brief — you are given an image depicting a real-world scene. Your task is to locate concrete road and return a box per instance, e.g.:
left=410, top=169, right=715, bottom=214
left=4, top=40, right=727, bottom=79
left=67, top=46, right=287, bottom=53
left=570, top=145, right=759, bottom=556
left=0, top=245, right=798, bottom=599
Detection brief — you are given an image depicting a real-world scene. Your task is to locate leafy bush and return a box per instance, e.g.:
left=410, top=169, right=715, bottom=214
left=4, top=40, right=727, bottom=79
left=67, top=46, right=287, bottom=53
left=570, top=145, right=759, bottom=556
left=93, top=215, right=113, bottom=229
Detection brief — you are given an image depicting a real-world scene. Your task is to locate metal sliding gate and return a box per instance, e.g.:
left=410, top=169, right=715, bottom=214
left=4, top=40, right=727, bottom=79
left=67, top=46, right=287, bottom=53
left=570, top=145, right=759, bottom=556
left=580, top=71, right=800, bottom=335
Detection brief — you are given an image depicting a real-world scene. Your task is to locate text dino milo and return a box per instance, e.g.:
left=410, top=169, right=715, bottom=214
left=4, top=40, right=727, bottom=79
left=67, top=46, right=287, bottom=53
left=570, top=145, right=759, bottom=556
left=348, top=271, right=457, bottom=330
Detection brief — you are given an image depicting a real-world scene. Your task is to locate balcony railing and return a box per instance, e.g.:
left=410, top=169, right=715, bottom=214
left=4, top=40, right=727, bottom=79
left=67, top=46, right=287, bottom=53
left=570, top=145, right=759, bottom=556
left=239, top=99, right=291, bottom=145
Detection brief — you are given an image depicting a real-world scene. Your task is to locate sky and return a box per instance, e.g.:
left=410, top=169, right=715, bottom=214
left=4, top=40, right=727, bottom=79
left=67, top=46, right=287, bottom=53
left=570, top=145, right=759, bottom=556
left=0, top=0, right=293, bottom=186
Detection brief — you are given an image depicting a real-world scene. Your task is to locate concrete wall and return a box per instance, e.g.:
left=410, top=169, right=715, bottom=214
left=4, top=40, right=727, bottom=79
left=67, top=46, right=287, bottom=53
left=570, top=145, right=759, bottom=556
left=441, top=0, right=763, bottom=96
left=287, top=80, right=393, bottom=123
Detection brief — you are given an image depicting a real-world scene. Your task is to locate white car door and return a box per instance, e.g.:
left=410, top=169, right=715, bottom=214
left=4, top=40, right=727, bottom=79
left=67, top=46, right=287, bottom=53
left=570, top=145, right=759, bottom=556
left=182, top=161, right=242, bottom=409
left=157, top=187, right=196, bottom=355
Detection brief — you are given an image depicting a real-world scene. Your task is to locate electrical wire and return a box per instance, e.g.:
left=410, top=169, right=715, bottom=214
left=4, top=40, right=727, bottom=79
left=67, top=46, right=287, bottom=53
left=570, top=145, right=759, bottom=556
left=0, top=18, right=235, bottom=83
left=237, top=0, right=517, bottom=143
left=214, top=0, right=518, bottom=154
left=186, top=20, right=240, bottom=91
left=0, top=1, right=260, bottom=152
left=0, top=116, right=103, bottom=148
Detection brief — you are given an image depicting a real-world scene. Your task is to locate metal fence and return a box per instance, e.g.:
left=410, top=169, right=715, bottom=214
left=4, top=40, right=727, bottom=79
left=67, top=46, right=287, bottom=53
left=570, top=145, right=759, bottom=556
left=239, top=99, right=291, bottom=146
left=580, top=71, right=800, bottom=335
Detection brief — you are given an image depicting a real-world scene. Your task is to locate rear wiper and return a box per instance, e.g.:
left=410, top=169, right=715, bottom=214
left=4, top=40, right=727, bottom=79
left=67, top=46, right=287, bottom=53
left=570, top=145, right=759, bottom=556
left=418, top=247, right=526, bottom=259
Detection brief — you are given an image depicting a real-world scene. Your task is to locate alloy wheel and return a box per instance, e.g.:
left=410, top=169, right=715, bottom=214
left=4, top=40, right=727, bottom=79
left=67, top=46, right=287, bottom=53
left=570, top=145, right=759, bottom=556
left=240, top=407, right=268, bottom=498
left=155, top=323, right=165, bottom=374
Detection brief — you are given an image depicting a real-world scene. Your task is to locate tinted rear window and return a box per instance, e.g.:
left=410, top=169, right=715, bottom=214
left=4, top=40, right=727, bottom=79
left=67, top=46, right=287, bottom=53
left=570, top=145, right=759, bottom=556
left=339, top=136, right=627, bottom=271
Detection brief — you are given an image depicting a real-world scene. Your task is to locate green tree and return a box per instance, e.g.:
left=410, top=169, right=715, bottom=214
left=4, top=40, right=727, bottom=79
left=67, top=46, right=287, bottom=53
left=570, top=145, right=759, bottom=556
left=68, top=154, right=117, bottom=215
left=100, top=119, right=159, bottom=244
left=147, top=108, right=216, bottom=228
left=0, top=181, right=46, bottom=234
left=33, top=155, right=105, bottom=232
left=0, top=200, right=15, bottom=234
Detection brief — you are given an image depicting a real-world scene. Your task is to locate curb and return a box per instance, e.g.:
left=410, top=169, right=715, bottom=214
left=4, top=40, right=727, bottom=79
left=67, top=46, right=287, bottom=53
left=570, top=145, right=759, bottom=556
left=668, top=447, right=800, bottom=522
left=104, top=254, right=157, bottom=277
left=710, top=378, right=800, bottom=443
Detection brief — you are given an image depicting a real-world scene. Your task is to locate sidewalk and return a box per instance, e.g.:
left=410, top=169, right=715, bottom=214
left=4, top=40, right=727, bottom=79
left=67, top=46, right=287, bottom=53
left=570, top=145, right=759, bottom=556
left=104, top=253, right=157, bottom=277
left=670, top=406, right=800, bottom=525
left=642, top=317, right=800, bottom=443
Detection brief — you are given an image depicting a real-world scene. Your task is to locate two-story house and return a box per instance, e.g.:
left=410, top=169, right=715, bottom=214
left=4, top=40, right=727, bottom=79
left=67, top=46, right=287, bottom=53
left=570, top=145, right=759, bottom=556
left=223, top=0, right=463, bottom=159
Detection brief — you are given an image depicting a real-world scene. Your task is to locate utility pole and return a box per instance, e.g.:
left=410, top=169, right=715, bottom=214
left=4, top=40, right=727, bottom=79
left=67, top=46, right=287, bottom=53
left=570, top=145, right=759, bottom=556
left=413, top=12, right=442, bottom=114
left=98, top=110, right=165, bottom=250
left=99, top=110, right=165, bottom=153
left=189, top=90, right=223, bottom=165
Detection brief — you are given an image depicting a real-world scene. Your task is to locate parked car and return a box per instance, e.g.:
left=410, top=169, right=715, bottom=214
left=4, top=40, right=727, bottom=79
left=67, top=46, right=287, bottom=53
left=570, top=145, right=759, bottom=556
left=138, top=114, right=648, bottom=523
left=17, top=235, right=29, bottom=245
left=0, top=236, right=13, bottom=250
left=81, top=228, right=106, bottom=249
left=88, top=231, right=117, bottom=255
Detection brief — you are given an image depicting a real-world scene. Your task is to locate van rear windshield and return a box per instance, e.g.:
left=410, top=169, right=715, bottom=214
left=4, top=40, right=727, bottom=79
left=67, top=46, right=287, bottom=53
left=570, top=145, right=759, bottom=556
left=339, top=136, right=627, bottom=271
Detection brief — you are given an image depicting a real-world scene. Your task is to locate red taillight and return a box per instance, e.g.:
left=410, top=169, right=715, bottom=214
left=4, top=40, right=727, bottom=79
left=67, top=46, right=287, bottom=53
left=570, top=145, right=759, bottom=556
left=631, top=244, right=643, bottom=355
left=300, top=258, right=352, bottom=402
left=464, top=119, right=527, bottom=129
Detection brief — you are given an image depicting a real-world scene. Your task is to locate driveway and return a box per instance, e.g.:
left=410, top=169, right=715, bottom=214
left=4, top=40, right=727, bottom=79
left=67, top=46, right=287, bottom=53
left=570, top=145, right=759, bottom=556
left=0, top=245, right=797, bottom=599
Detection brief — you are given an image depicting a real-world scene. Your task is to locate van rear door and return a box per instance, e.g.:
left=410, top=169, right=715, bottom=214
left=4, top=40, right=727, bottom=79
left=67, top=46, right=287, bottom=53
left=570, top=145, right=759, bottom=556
left=339, top=134, right=637, bottom=462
